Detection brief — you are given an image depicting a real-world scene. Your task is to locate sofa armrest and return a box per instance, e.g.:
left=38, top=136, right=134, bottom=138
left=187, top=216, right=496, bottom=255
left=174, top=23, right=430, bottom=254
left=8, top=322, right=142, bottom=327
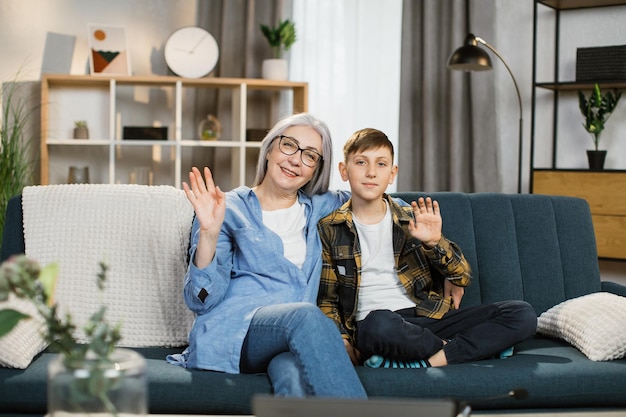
left=601, top=281, right=626, bottom=297
left=0, top=194, right=25, bottom=262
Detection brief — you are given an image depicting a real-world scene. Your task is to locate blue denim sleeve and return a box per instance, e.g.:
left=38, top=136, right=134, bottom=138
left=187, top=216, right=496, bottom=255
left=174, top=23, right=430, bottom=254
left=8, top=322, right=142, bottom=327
left=313, top=190, right=350, bottom=217
left=182, top=216, right=232, bottom=314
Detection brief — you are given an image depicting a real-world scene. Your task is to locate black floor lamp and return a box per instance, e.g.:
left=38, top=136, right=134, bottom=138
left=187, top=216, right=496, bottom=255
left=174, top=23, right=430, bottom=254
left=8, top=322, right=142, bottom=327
left=448, top=34, right=523, bottom=194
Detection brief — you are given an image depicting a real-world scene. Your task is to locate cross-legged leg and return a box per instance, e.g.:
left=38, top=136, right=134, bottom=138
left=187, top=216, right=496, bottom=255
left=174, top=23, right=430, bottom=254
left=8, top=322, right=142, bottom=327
left=241, top=302, right=367, bottom=397
left=356, top=300, right=537, bottom=364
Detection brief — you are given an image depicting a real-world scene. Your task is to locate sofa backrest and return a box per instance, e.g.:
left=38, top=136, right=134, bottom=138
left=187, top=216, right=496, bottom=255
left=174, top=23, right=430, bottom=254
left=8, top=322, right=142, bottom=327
left=0, top=194, right=24, bottom=262
left=391, top=192, right=602, bottom=315
left=1, top=189, right=602, bottom=320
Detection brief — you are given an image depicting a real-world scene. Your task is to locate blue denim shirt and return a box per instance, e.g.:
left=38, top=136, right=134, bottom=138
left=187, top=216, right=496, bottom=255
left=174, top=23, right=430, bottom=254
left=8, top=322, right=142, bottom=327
left=169, top=186, right=349, bottom=373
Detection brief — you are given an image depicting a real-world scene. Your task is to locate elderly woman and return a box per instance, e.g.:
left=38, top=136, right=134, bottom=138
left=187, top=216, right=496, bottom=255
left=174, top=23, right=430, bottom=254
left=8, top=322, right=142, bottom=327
left=168, top=113, right=367, bottom=398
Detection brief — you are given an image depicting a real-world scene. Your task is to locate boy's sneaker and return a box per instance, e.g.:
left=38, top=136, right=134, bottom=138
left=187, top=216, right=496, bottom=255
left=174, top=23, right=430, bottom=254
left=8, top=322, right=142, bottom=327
left=364, top=355, right=430, bottom=369
left=499, top=346, right=514, bottom=358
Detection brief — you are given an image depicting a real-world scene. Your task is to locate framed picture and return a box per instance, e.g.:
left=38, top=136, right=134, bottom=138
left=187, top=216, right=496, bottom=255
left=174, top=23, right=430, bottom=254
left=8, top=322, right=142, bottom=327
left=88, top=23, right=131, bottom=75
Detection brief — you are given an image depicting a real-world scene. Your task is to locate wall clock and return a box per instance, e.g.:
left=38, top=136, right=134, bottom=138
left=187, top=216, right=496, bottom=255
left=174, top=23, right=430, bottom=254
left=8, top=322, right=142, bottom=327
left=164, top=27, right=219, bottom=78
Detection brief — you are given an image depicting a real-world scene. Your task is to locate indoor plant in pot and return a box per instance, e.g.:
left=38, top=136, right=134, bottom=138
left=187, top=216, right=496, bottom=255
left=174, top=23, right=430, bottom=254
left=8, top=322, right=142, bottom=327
left=578, top=83, right=621, bottom=170
left=73, top=120, right=89, bottom=139
left=260, top=19, right=296, bottom=81
left=0, top=80, right=36, bottom=249
left=0, top=256, right=147, bottom=417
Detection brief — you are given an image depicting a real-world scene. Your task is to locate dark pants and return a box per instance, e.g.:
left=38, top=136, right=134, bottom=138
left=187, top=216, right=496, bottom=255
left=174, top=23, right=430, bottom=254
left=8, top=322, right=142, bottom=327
left=355, top=300, right=537, bottom=364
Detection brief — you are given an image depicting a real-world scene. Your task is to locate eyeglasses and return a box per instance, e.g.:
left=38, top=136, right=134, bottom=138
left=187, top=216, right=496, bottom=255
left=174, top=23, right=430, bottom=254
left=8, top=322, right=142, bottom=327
left=277, top=135, right=324, bottom=167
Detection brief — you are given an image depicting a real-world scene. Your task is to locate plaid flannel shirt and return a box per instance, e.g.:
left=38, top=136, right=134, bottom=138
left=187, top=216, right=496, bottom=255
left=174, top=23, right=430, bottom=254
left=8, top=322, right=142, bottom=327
left=317, top=194, right=472, bottom=344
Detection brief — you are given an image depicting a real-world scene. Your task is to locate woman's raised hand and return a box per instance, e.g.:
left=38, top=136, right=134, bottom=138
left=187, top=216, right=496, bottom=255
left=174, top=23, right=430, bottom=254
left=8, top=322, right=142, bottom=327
left=182, top=167, right=226, bottom=233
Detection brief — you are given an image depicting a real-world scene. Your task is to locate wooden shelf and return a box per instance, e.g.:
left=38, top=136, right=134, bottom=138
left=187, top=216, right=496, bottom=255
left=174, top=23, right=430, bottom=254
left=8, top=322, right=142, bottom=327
left=538, top=0, right=626, bottom=10
left=43, top=74, right=308, bottom=89
left=536, top=81, right=626, bottom=91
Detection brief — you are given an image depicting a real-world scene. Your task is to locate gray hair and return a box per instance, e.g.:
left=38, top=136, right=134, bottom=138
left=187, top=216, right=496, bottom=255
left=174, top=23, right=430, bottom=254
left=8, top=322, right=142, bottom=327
left=253, top=113, right=333, bottom=196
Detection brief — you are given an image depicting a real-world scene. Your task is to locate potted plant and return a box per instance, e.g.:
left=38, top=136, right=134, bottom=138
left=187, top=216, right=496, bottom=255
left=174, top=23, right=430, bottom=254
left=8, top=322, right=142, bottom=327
left=578, top=83, right=621, bottom=170
left=0, top=256, right=147, bottom=416
left=73, top=120, right=89, bottom=139
left=0, top=80, right=36, bottom=249
left=260, top=19, right=297, bottom=80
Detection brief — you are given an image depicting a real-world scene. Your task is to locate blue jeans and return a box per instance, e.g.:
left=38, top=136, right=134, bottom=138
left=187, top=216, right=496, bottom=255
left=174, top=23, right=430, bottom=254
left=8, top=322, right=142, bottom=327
left=240, top=302, right=367, bottom=398
left=356, top=300, right=537, bottom=364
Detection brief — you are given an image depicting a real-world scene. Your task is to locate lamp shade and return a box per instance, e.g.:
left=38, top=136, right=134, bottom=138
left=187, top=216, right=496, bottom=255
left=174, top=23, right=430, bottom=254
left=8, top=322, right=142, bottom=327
left=447, top=33, right=524, bottom=193
left=448, top=34, right=492, bottom=71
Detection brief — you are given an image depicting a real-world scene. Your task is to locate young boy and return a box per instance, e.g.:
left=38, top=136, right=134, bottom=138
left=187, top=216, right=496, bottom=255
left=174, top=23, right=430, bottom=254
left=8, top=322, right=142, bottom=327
left=317, top=128, right=536, bottom=368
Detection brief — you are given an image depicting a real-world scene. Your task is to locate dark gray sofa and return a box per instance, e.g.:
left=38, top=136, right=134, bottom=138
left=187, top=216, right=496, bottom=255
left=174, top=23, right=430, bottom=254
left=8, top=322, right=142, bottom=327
left=1, top=189, right=626, bottom=416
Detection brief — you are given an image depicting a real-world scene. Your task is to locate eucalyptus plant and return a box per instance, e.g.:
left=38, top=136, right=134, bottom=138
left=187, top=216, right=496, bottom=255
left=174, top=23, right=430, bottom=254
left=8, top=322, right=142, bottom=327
left=0, top=256, right=122, bottom=415
left=578, top=83, right=622, bottom=151
left=0, top=80, right=36, bottom=248
left=260, top=19, right=297, bottom=59
left=0, top=256, right=121, bottom=360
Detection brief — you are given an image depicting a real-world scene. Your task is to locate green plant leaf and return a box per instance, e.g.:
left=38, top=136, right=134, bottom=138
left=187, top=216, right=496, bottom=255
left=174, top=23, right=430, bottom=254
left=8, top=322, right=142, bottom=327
left=260, top=19, right=296, bottom=58
left=0, top=256, right=122, bottom=413
left=1, top=80, right=37, bottom=249
left=39, top=262, right=59, bottom=305
left=577, top=83, right=622, bottom=148
left=0, top=309, right=31, bottom=338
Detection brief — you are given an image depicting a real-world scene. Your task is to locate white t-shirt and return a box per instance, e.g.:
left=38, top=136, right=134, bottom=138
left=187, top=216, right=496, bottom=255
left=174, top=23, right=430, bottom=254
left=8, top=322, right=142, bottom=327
left=262, top=200, right=307, bottom=268
left=353, top=202, right=415, bottom=321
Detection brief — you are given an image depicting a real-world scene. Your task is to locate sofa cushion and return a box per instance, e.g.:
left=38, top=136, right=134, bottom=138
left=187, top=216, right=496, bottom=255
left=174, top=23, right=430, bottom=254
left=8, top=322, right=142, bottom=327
left=0, top=294, right=48, bottom=369
left=21, top=184, right=195, bottom=348
left=4, top=339, right=625, bottom=415
left=356, top=337, right=626, bottom=410
left=537, top=292, right=626, bottom=361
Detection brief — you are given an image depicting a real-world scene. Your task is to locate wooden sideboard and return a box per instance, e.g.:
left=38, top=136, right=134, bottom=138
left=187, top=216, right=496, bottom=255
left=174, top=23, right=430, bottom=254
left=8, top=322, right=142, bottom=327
left=532, top=170, right=626, bottom=260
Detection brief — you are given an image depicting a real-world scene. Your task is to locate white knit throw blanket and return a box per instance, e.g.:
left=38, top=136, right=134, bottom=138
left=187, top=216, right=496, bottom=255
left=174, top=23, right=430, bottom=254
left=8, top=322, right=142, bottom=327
left=22, top=184, right=195, bottom=347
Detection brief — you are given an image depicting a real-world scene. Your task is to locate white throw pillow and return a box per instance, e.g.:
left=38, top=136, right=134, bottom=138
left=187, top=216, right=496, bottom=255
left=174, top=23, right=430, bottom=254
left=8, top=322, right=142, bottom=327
left=537, top=292, right=626, bottom=361
left=0, top=294, right=49, bottom=368
left=22, top=184, right=195, bottom=348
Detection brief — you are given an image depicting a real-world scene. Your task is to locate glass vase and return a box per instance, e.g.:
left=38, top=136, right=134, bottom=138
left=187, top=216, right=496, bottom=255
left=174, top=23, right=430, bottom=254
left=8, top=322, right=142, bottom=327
left=198, top=114, right=222, bottom=141
left=48, top=348, right=147, bottom=417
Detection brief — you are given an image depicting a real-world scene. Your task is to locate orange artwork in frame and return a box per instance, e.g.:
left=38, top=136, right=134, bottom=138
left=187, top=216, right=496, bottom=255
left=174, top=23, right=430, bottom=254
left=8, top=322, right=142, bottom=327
left=88, top=23, right=131, bottom=75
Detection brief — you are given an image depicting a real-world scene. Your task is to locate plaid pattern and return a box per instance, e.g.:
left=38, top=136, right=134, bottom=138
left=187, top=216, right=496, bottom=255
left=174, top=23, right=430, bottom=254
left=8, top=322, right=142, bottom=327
left=317, top=195, right=472, bottom=344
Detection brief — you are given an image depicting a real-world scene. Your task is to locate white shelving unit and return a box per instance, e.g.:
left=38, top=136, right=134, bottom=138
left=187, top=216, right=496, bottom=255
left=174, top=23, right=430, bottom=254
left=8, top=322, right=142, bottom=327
left=40, top=74, right=308, bottom=189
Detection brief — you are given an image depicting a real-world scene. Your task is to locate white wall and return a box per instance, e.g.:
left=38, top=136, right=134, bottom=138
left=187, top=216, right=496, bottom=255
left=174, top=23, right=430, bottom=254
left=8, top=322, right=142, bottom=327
left=0, top=0, right=196, bottom=81
left=493, top=1, right=534, bottom=194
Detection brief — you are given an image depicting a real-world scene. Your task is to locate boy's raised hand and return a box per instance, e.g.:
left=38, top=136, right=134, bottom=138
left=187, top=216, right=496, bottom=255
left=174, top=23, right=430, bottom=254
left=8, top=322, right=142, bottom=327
left=408, top=197, right=442, bottom=248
